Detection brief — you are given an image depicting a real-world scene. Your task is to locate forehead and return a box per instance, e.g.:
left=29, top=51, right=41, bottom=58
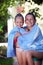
left=16, top=16, right=23, bottom=20
left=26, top=15, right=34, bottom=19
left=15, top=16, right=24, bottom=23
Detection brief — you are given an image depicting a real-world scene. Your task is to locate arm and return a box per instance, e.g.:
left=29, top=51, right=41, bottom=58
left=14, top=32, right=22, bottom=38
left=13, top=32, right=22, bottom=47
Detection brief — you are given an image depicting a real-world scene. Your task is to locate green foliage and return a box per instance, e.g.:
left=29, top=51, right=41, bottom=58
left=0, top=58, right=13, bottom=65
left=0, top=46, right=13, bottom=65
left=0, top=0, right=43, bottom=42
left=0, top=0, right=11, bottom=42
left=32, top=0, right=43, bottom=5
left=0, top=0, right=22, bottom=42
left=29, top=7, right=41, bottom=18
left=0, top=46, right=7, bottom=56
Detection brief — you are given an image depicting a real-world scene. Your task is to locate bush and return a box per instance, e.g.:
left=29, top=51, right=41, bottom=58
left=0, top=46, right=7, bottom=57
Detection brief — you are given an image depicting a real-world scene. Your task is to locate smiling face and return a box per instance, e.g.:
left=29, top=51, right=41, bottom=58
left=25, top=14, right=36, bottom=29
left=15, top=16, right=24, bottom=28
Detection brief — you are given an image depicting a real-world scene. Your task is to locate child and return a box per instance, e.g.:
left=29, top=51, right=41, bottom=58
left=7, top=13, right=42, bottom=65
left=7, top=13, right=27, bottom=57
left=25, top=13, right=43, bottom=65
left=17, top=13, right=43, bottom=65
left=7, top=13, right=28, bottom=65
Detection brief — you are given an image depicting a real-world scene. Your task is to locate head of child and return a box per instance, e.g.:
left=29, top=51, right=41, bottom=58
left=25, top=12, right=36, bottom=30
left=15, top=13, right=24, bottom=28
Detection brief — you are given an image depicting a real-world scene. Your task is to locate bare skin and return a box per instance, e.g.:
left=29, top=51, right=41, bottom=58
left=22, top=51, right=27, bottom=65
left=16, top=49, right=23, bottom=65
left=15, top=32, right=42, bottom=65
left=14, top=13, right=42, bottom=65
left=26, top=50, right=43, bottom=65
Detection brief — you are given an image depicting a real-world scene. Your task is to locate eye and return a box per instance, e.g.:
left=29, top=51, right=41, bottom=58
left=25, top=19, right=28, bottom=21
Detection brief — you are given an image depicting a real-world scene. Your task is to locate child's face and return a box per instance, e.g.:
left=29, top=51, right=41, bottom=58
left=15, top=16, right=24, bottom=28
left=25, top=15, right=35, bottom=28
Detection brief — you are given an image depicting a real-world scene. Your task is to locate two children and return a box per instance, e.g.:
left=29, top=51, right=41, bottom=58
left=7, top=13, right=43, bottom=65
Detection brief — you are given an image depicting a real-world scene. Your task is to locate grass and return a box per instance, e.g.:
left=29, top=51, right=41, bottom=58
left=0, top=58, right=13, bottom=65
left=0, top=46, right=14, bottom=65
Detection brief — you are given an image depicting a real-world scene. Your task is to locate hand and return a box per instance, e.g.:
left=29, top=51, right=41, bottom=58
left=14, top=32, right=21, bottom=38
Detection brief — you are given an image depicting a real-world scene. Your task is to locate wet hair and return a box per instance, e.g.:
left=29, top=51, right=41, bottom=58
left=25, top=12, right=36, bottom=21
left=15, top=13, right=24, bottom=22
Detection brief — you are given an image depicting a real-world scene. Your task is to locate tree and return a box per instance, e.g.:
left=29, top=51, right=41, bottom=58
left=0, top=0, right=13, bottom=42
left=0, top=0, right=43, bottom=42
left=0, top=0, right=23, bottom=42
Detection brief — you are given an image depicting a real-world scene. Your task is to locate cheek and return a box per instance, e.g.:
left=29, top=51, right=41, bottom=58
left=25, top=21, right=28, bottom=24
left=31, top=21, right=34, bottom=25
left=21, top=24, right=23, bottom=26
left=25, top=21, right=30, bottom=25
left=21, top=23, right=24, bottom=25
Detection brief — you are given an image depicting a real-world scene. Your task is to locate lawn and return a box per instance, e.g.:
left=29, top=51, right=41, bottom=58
left=0, top=57, right=13, bottom=65
left=0, top=46, right=13, bottom=65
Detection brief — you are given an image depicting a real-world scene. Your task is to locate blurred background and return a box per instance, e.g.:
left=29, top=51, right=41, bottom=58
left=0, top=0, right=43, bottom=65
left=0, top=0, right=43, bottom=43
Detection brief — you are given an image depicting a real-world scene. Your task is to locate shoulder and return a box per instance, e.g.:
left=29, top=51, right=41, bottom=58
left=35, top=24, right=42, bottom=35
left=9, top=26, right=20, bottom=34
left=23, top=26, right=29, bottom=31
left=23, top=26, right=27, bottom=29
left=34, top=24, right=40, bottom=30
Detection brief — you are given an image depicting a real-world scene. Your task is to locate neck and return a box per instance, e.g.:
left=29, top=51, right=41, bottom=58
left=27, top=26, right=32, bottom=31
left=27, top=24, right=35, bottom=30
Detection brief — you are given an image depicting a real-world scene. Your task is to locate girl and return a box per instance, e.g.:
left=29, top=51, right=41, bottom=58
left=24, top=13, right=43, bottom=65
left=17, top=13, right=43, bottom=65
left=7, top=13, right=26, bottom=57
left=7, top=13, right=28, bottom=65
